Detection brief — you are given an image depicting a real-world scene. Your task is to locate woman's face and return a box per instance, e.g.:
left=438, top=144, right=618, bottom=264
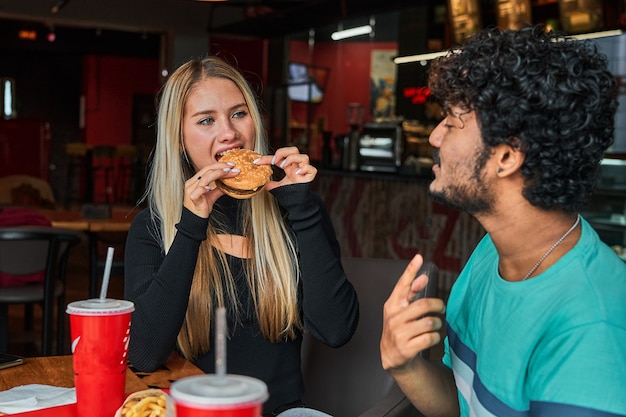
left=182, top=77, right=255, bottom=170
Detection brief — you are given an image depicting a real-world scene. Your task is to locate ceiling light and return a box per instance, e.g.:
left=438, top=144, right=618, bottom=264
left=18, top=30, right=37, bottom=41
left=331, top=25, right=372, bottom=41
left=393, top=29, right=623, bottom=65
left=393, top=50, right=452, bottom=64
left=570, top=29, right=623, bottom=40
left=50, top=0, right=70, bottom=14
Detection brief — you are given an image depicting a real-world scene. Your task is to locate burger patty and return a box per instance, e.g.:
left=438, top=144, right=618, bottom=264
left=216, top=180, right=261, bottom=196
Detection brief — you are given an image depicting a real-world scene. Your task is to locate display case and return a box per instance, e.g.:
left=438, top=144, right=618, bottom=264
left=357, top=122, right=402, bottom=172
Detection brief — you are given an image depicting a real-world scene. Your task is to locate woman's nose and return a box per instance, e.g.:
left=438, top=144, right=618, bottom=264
left=217, top=120, right=237, bottom=142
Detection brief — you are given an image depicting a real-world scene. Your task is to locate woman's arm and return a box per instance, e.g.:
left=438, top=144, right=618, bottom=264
left=271, top=183, right=359, bottom=347
left=124, top=208, right=209, bottom=371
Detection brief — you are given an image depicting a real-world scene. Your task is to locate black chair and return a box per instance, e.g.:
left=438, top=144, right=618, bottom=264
left=301, top=257, right=438, bottom=417
left=0, top=226, right=81, bottom=356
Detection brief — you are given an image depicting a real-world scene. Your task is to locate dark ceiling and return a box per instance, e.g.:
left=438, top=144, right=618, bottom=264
left=0, top=0, right=409, bottom=39
left=209, top=0, right=407, bottom=39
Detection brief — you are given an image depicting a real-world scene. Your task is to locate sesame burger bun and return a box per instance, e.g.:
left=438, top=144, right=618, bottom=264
left=216, top=149, right=272, bottom=199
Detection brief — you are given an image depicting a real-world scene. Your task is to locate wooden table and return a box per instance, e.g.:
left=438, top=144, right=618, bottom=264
left=44, top=206, right=138, bottom=233
left=39, top=206, right=140, bottom=297
left=0, top=353, right=204, bottom=415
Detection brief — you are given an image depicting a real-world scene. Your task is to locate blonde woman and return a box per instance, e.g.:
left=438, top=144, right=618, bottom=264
left=124, top=56, right=359, bottom=416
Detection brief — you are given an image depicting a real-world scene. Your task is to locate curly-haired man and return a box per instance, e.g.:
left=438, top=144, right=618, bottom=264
left=381, top=26, right=626, bottom=416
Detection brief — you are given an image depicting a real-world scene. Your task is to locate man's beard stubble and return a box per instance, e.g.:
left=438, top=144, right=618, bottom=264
left=428, top=145, right=495, bottom=216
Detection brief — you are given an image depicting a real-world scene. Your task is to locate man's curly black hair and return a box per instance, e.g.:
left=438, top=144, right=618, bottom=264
left=428, top=25, right=618, bottom=211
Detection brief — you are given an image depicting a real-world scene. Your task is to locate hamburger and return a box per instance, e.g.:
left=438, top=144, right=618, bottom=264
left=216, top=148, right=272, bottom=199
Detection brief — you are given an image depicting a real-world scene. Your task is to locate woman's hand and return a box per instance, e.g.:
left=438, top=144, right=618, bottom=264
left=254, top=146, right=317, bottom=191
left=380, top=254, right=446, bottom=372
left=183, top=162, right=239, bottom=218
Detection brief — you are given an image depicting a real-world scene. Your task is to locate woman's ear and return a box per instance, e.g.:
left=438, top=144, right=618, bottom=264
left=493, top=140, right=524, bottom=177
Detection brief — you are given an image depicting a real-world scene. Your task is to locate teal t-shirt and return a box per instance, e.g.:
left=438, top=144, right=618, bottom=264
left=443, top=217, right=626, bottom=416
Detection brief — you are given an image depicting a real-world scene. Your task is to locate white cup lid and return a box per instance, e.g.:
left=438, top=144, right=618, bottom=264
left=66, top=298, right=135, bottom=315
left=171, top=375, right=268, bottom=407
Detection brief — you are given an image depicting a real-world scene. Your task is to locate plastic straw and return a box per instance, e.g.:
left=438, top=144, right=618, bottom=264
left=215, top=307, right=227, bottom=380
left=99, top=246, right=115, bottom=301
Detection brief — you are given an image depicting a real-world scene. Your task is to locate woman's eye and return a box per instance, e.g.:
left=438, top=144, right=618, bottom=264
left=232, top=110, right=247, bottom=119
left=198, top=117, right=214, bottom=125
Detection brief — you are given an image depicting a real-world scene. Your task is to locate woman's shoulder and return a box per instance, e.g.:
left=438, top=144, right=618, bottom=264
left=128, top=206, right=159, bottom=234
left=131, top=206, right=152, bottom=224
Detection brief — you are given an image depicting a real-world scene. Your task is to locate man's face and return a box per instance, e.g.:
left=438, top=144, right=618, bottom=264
left=427, top=108, right=495, bottom=215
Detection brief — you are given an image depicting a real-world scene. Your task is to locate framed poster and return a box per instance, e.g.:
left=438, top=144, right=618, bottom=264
left=497, top=0, right=532, bottom=30
left=448, top=0, right=482, bottom=44
left=370, top=50, right=397, bottom=119
left=558, top=0, right=604, bottom=33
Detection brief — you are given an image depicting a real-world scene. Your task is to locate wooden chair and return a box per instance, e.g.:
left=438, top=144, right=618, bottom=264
left=64, top=142, right=91, bottom=207
left=301, top=257, right=438, bottom=417
left=113, top=144, right=137, bottom=204
left=0, top=226, right=81, bottom=356
left=92, top=145, right=116, bottom=203
left=0, top=175, right=55, bottom=208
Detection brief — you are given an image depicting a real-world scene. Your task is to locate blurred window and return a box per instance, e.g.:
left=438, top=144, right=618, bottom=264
left=2, top=77, right=16, bottom=119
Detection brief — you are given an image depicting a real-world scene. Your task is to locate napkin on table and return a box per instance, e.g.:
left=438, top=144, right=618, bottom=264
left=0, top=384, right=76, bottom=414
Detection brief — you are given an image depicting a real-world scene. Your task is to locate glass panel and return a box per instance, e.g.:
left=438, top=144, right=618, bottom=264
left=592, top=32, right=626, bottom=154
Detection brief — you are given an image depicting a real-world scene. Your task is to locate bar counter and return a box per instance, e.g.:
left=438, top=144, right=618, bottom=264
left=312, top=169, right=485, bottom=297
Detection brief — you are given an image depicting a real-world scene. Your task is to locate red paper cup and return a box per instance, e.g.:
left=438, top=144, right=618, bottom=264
left=171, top=375, right=268, bottom=417
left=66, top=298, right=134, bottom=417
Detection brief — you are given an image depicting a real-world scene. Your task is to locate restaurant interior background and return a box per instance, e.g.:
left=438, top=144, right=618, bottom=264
left=1, top=0, right=625, bottom=294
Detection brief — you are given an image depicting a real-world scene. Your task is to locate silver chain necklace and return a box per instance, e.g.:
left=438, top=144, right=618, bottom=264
left=523, top=215, right=581, bottom=280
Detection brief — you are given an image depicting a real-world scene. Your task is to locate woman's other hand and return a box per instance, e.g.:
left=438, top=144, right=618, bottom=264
left=255, top=146, right=317, bottom=191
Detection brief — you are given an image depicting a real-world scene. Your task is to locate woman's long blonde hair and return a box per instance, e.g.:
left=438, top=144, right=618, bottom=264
left=145, top=56, right=301, bottom=359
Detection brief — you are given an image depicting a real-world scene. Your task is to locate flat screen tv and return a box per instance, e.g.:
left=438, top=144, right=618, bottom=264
left=287, top=62, right=329, bottom=103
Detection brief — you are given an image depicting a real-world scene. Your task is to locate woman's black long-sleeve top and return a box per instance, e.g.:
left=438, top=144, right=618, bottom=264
left=124, top=183, right=359, bottom=414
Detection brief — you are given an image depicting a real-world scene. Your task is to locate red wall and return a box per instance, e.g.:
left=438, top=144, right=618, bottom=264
left=82, top=55, right=160, bottom=202
left=82, top=55, right=160, bottom=146
left=290, top=40, right=397, bottom=159
left=209, top=36, right=267, bottom=86
left=81, top=41, right=264, bottom=149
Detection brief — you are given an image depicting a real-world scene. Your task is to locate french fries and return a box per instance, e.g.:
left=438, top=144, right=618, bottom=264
left=119, top=390, right=170, bottom=417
